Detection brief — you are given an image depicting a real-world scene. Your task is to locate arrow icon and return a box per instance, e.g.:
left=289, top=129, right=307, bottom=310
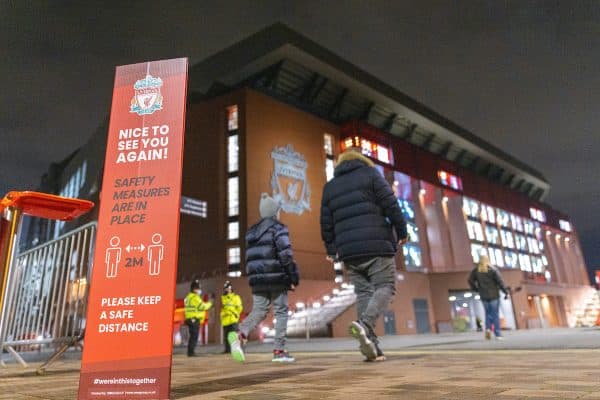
left=125, top=243, right=146, bottom=252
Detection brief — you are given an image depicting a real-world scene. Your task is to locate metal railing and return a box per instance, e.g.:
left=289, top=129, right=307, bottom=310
left=0, top=222, right=96, bottom=367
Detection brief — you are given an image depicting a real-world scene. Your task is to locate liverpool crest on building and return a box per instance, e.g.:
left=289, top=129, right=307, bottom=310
left=270, top=145, right=311, bottom=215
left=130, top=74, right=163, bottom=115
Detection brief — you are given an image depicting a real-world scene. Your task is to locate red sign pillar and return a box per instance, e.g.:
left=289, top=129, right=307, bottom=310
left=78, top=58, right=188, bottom=400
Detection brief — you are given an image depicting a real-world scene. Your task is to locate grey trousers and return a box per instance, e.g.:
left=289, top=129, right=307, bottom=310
left=239, top=289, right=289, bottom=350
left=345, top=256, right=396, bottom=341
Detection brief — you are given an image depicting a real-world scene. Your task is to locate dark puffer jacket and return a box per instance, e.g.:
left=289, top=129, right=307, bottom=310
left=320, top=152, right=408, bottom=261
left=468, top=266, right=508, bottom=301
left=245, top=217, right=300, bottom=293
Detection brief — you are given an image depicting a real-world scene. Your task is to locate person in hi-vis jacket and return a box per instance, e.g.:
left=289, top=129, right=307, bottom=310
left=184, top=280, right=213, bottom=357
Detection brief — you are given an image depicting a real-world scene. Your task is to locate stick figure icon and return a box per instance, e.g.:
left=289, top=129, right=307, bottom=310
left=147, top=233, right=164, bottom=276
left=105, top=236, right=121, bottom=278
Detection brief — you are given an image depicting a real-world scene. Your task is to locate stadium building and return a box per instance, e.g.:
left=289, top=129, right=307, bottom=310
left=26, top=24, right=594, bottom=341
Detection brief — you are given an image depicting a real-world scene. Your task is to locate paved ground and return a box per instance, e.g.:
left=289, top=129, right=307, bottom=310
left=2, top=328, right=600, bottom=399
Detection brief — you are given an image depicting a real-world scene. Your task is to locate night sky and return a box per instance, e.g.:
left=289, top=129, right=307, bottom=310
left=2, top=2, right=598, bottom=276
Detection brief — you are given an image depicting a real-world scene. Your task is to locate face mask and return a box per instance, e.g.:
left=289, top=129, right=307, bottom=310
left=194, top=289, right=202, bottom=295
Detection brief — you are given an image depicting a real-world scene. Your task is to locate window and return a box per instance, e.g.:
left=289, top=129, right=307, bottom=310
left=524, top=220, right=535, bottom=236
left=527, top=237, right=540, bottom=254
left=227, top=105, right=238, bottom=131
left=511, top=214, right=524, bottom=232
left=228, top=135, right=239, bottom=173
left=529, top=207, right=546, bottom=223
left=228, top=177, right=239, bottom=216
left=398, top=199, right=416, bottom=220
left=471, top=243, right=486, bottom=263
left=340, top=136, right=393, bottom=165
left=406, top=222, right=419, bottom=243
left=437, top=170, right=463, bottom=191
left=500, top=230, right=514, bottom=249
left=518, top=253, right=532, bottom=272
left=515, top=234, right=527, bottom=251
left=497, top=210, right=510, bottom=227
left=228, top=222, right=239, bottom=240
left=467, top=220, right=484, bottom=241
left=485, top=226, right=499, bottom=245
left=504, top=251, right=518, bottom=268
left=559, top=219, right=572, bottom=232
left=463, top=197, right=479, bottom=218
left=228, top=247, right=240, bottom=265
left=324, top=134, right=335, bottom=182
left=403, top=244, right=422, bottom=268
left=488, top=248, right=503, bottom=267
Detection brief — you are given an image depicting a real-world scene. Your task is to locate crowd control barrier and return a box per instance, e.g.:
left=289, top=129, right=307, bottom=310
left=0, top=191, right=94, bottom=372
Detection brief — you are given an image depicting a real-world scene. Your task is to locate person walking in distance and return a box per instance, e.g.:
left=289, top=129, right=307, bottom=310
left=184, top=280, right=213, bottom=356
left=220, top=280, right=243, bottom=354
left=228, top=193, right=300, bottom=363
left=468, top=254, right=509, bottom=340
left=320, top=149, right=408, bottom=361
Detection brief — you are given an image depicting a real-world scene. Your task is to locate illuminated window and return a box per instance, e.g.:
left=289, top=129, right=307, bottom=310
left=324, top=134, right=335, bottom=182
left=471, top=243, right=485, bottom=263
left=376, top=144, right=390, bottom=164
left=500, top=230, right=514, bottom=249
left=531, top=256, right=543, bottom=273
left=228, top=135, right=239, bottom=173
left=515, top=234, right=527, bottom=251
left=325, top=159, right=334, bottom=181
left=527, top=237, right=540, bottom=254
left=228, top=222, right=239, bottom=240
left=402, top=244, right=422, bottom=268
left=227, top=105, right=238, bottom=131
left=524, top=220, right=535, bottom=235
left=340, top=136, right=393, bottom=165
left=467, top=220, right=484, bottom=241
left=518, top=253, right=532, bottom=272
left=559, top=219, right=572, bottom=232
left=497, top=210, right=510, bottom=227
left=511, top=214, right=524, bottom=232
left=504, top=251, right=518, bottom=268
left=485, top=226, right=499, bottom=245
left=438, top=170, right=463, bottom=191
left=529, top=207, right=546, bottom=223
left=228, top=177, right=239, bottom=216
left=463, top=197, right=479, bottom=218
left=406, top=222, right=419, bottom=243
left=489, top=248, right=504, bottom=267
left=324, top=134, right=334, bottom=156
left=228, top=247, right=240, bottom=265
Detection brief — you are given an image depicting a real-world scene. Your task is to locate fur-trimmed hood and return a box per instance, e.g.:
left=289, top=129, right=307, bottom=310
left=334, top=150, right=374, bottom=177
left=336, top=150, right=375, bottom=167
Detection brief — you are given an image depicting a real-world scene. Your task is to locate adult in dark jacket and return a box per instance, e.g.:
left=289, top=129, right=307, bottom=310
left=228, top=193, right=299, bottom=363
left=320, top=149, right=408, bottom=361
left=468, top=254, right=509, bottom=340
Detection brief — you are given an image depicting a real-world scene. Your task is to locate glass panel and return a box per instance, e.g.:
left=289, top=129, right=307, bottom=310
left=227, top=105, right=238, bottom=131
left=228, top=135, right=239, bottom=173
left=324, top=134, right=333, bottom=156
left=228, top=177, right=239, bottom=216
left=325, top=159, right=334, bottom=182
left=228, top=222, right=239, bottom=240
left=228, top=247, right=240, bottom=264
left=485, top=226, right=499, bottom=245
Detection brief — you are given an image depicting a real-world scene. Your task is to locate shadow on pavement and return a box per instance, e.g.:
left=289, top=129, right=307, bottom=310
left=171, top=367, right=323, bottom=398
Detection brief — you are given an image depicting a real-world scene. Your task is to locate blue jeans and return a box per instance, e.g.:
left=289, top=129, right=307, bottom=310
left=482, top=299, right=501, bottom=337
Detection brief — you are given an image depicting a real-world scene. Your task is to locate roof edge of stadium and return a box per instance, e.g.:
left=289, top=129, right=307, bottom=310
left=188, top=23, right=549, bottom=188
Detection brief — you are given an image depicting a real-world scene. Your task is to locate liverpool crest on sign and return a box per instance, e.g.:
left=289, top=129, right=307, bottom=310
left=270, top=145, right=311, bottom=215
left=130, top=74, right=163, bottom=115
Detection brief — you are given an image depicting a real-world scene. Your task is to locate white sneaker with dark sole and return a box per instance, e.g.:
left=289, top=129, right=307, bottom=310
left=349, top=321, right=377, bottom=361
